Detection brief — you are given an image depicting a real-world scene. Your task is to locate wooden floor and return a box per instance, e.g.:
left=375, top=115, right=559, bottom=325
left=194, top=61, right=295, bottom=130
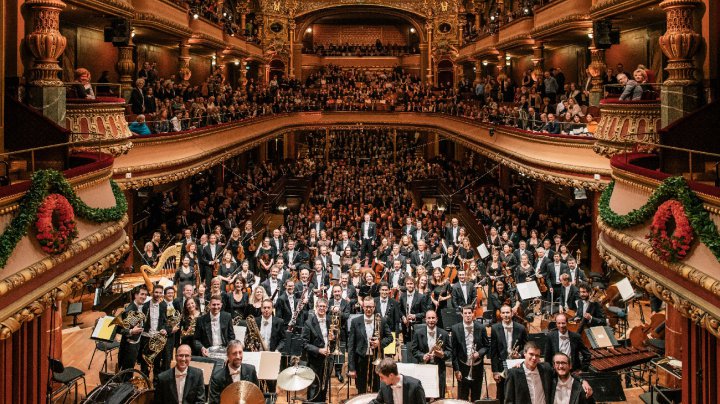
left=57, top=301, right=655, bottom=403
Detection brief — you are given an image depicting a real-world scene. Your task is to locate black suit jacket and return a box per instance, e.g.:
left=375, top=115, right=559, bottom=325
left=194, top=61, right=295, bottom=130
left=544, top=330, right=591, bottom=371
left=514, top=249, right=535, bottom=266
left=347, top=315, right=393, bottom=372
left=558, top=285, right=580, bottom=311
left=398, top=292, right=428, bottom=324
left=450, top=321, right=488, bottom=377
left=410, top=325, right=452, bottom=377
left=208, top=364, right=258, bottom=404
left=255, top=315, right=286, bottom=352
left=270, top=237, right=284, bottom=256
left=141, top=300, right=170, bottom=333
left=451, top=282, right=477, bottom=308
left=260, top=278, right=283, bottom=300
left=505, top=362, right=554, bottom=404
left=401, top=225, right=417, bottom=237
left=283, top=249, right=303, bottom=269
left=154, top=366, right=206, bottom=404
left=370, top=374, right=426, bottom=404
left=574, top=300, right=606, bottom=327
left=301, top=313, right=333, bottom=365
left=568, top=266, right=588, bottom=283
left=444, top=226, right=461, bottom=245
left=412, top=230, right=428, bottom=245
left=275, top=291, right=306, bottom=327
left=489, top=322, right=528, bottom=373
left=360, top=221, right=377, bottom=240
left=545, top=262, right=570, bottom=286
left=375, top=297, right=401, bottom=332
left=193, top=312, right=235, bottom=352
left=200, top=243, right=222, bottom=270
left=534, top=256, right=551, bottom=277
left=335, top=239, right=358, bottom=254
left=549, top=376, right=596, bottom=404
left=409, top=250, right=431, bottom=270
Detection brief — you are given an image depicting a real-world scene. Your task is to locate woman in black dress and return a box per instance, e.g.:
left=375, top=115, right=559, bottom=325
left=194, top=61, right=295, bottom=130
left=430, top=267, right=451, bottom=328
left=174, top=257, right=197, bottom=292
left=180, top=298, right=201, bottom=354
left=141, top=241, right=158, bottom=267
left=245, top=286, right=268, bottom=318
left=184, top=242, right=199, bottom=270
left=217, top=251, right=237, bottom=292
left=225, top=278, right=249, bottom=321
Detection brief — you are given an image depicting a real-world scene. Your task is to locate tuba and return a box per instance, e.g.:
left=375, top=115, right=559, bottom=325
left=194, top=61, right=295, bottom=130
left=244, top=315, right=268, bottom=352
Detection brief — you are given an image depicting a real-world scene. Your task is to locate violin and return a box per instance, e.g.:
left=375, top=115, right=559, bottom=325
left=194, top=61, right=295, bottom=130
left=236, top=242, right=245, bottom=262
left=473, top=283, right=485, bottom=319
left=443, top=264, right=458, bottom=284
left=248, top=238, right=257, bottom=253
left=537, top=274, right=548, bottom=293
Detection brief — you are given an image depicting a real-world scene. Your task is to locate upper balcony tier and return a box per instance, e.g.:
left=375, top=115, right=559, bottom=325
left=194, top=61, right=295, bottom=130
left=113, top=111, right=611, bottom=190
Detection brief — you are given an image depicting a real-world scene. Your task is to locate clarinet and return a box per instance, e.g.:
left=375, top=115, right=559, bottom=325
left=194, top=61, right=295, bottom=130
left=287, top=287, right=310, bottom=332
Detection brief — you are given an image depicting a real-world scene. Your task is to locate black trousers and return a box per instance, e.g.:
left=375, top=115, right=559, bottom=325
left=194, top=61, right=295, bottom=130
left=307, top=356, right=329, bottom=402
left=457, top=367, right=483, bottom=401
left=360, top=239, right=374, bottom=261
left=355, top=354, right=379, bottom=394
left=496, top=377, right=507, bottom=402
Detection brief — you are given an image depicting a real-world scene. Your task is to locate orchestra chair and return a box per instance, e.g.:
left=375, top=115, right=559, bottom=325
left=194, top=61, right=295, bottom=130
left=49, top=357, right=88, bottom=403
left=87, top=340, right=120, bottom=372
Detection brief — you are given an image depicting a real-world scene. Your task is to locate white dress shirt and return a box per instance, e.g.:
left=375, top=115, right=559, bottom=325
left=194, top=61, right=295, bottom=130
left=175, top=368, right=187, bottom=402
left=464, top=322, right=474, bottom=357
left=553, top=376, right=573, bottom=404
left=363, top=222, right=370, bottom=239
left=211, top=313, right=222, bottom=347
left=554, top=263, right=562, bottom=283
left=503, top=323, right=514, bottom=355
left=260, top=316, right=272, bottom=348
left=317, top=317, right=328, bottom=346
left=427, top=327, right=437, bottom=351
left=364, top=315, right=374, bottom=354
left=229, top=364, right=241, bottom=383
left=460, top=283, right=468, bottom=303
left=380, top=299, right=388, bottom=317
left=558, top=331, right=571, bottom=357
left=392, top=374, right=404, bottom=404
left=523, top=363, right=546, bottom=404
left=149, top=301, right=160, bottom=332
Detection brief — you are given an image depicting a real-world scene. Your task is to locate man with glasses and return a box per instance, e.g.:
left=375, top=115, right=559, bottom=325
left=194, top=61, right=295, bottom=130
left=550, top=353, right=596, bottom=404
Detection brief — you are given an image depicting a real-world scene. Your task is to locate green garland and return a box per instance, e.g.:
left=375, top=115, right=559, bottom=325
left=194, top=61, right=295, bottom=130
left=599, top=177, right=720, bottom=262
left=0, top=169, right=127, bottom=269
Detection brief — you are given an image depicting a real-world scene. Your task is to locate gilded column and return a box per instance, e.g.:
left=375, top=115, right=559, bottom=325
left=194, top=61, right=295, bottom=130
left=116, top=44, right=135, bottom=100
left=496, top=50, right=507, bottom=81
left=531, top=40, right=544, bottom=81
left=474, top=59, right=482, bottom=84
left=588, top=46, right=606, bottom=106
left=658, top=0, right=703, bottom=126
left=426, top=21, right=434, bottom=85
left=215, top=50, right=226, bottom=83
left=179, top=40, right=192, bottom=84
left=24, top=0, right=67, bottom=124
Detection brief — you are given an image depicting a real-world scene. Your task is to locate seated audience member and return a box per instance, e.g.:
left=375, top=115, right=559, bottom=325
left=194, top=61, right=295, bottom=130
left=617, top=72, right=643, bottom=101
left=129, top=114, right=152, bottom=135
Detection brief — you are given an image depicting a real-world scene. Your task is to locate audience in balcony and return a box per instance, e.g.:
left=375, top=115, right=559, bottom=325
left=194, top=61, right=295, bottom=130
left=617, top=72, right=644, bottom=101
left=303, top=42, right=419, bottom=57
left=130, top=78, right=146, bottom=114
left=129, top=115, right=151, bottom=135
left=67, top=68, right=95, bottom=100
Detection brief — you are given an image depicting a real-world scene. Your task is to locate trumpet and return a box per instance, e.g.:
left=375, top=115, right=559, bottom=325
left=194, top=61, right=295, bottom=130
left=431, top=338, right=444, bottom=359
left=510, top=340, right=521, bottom=359
left=464, top=346, right=483, bottom=381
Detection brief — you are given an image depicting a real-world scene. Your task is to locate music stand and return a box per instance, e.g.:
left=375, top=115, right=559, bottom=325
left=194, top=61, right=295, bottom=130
left=582, top=372, right=626, bottom=402
left=440, top=307, right=462, bottom=332
left=67, top=302, right=84, bottom=327
left=528, top=333, right=548, bottom=356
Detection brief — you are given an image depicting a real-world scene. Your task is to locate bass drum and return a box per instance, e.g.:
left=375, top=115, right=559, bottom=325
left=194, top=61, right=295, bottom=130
left=344, top=393, right=378, bottom=404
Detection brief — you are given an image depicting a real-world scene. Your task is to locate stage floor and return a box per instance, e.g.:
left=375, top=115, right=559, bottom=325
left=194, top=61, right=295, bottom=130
left=58, top=300, right=655, bottom=403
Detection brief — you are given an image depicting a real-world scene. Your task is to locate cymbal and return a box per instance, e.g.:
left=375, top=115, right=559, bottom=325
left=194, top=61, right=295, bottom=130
left=276, top=365, right=315, bottom=392
left=220, top=380, right=264, bottom=404
left=344, top=393, right=378, bottom=404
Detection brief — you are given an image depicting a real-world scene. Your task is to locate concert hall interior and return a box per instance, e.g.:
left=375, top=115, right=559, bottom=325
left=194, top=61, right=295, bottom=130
left=2, top=0, right=720, bottom=403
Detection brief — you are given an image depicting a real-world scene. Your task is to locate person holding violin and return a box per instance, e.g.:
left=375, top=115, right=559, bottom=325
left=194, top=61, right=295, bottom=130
left=486, top=249, right=504, bottom=294
left=556, top=274, right=580, bottom=315
left=226, top=227, right=243, bottom=262
left=500, top=243, right=518, bottom=271
left=430, top=268, right=452, bottom=329
left=200, top=234, right=222, bottom=289
left=217, top=251, right=238, bottom=292
left=488, top=280, right=520, bottom=322
left=255, top=237, right=274, bottom=281
left=573, top=283, right=607, bottom=327
left=282, top=239, right=303, bottom=272
left=513, top=240, right=535, bottom=267
left=386, top=259, right=406, bottom=296
left=566, top=257, right=587, bottom=285
left=234, top=259, right=256, bottom=290
left=224, top=277, right=249, bottom=321
left=457, top=237, right=475, bottom=269
left=546, top=251, right=570, bottom=298
left=451, top=269, right=476, bottom=308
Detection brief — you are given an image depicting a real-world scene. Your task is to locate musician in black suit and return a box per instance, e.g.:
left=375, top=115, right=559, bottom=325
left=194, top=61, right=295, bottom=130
left=276, top=278, right=309, bottom=328
left=411, top=310, right=452, bottom=398
left=504, top=341, right=554, bottom=404
left=359, top=213, right=377, bottom=261
left=335, top=230, right=358, bottom=254
left=451, top=307, right=488, bottom=401
left=533, top=247, right=551, bottom=281
left=573, top=283, right=606, bottom=326
left=375, top=282, right=401, bottom=333
left=329, top=284, right=351, bottom=382
left=550, top=353, right=596, bottom=404
left=260, top=265, right=282, bottom=302
left=194, top=295, right=235, bottom=356
left=294, top=267, right=316, bottom=310
left=490, top=304, right=528, bottom=402
left=256, top=299, right=287, bottom=352
left=154, top=345, right=206, bottom=404
left=370, top=358, right=426, bottom=404
left=487, top=280, right=520, bottom=321
left=444, top=217, right=461, bottom=246
left=348, top=296, right=393, bottom=393
left=398, top=277, right=428, bottom=342
left=338, top=272, right=359, bottom=310
left=545, top=252, right=569, bottom=297
left=311, top=214, right=325, bottom=236
left=409, top=240, right=431, bottom=270
left=208, top=340, right=259, bottom=404
left=451, top=270, right=476, bottom=308
left=173, top=284, right=200, bottom=313
left=283, top=239, right=303, bottom=271
left=566, top=257, right=587, bottom=285
left=140, top=284, right=171, bottom=377
left=514, top=240, right=535, bottom=267
left=200, top=234, right=222, bottom=289
left=301, top=298, right=334, bottom=401
left=556, top=274, right=580, bottom=313
left=385, top=259, right=407, bottom=295
left=544, top=313, right=591, bottom=372
left=270, top=228, right=284, bottom=257
left=180, top=229, right=196, bottom=256
left=411, top=219, right=428, bottom=246
left=310, top=259, right=331, bottom=301
left=384, top=244, right=406, bottom=270
left=118, top=286, right=149, bottom=373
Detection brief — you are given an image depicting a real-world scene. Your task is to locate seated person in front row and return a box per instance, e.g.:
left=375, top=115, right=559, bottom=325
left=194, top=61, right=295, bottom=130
left=370, top=358, right=426, bottom=404
left=208, top=340, right=259, bottom=404
left=154, top=344, right=206, bottom=404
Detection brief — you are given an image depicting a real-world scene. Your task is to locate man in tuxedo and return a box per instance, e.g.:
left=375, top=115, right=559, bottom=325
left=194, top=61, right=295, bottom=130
left=208, top=340, right=258, bottom=404
left=409, top=240, right=431, bottom=271
left=154, top=344, right=206, bottom=404
left=276, top=279, right=307, bottom=328
left=200, top=234, right=222, bottom=289
left=545, top=251, right=569, bottom=298
left=451, top=306, right=488, bottom=401
left=399, top=277, right=428, bottom=342
left=260, top=265, right=282, bottom=303
left=412, top=219, right=428, bottom=246
left=141, top=284, right=170, bottom=378
left=444, top=217, right=461, bottom=246
left=566, top=257, right=587, bottom=285
left=385, top=244, right=405, bottom=270
left=329, top=284, right=351, bottom=382
left=557, top=274, right=580, bottom=313
left=573, top=283, right=606, bottom=327
left=360, top=213, right=377, bottom=262
left=270, top=228, right=284, bottom=257
left=401, top=217, right=416, bottom=237
left=386, top=259, right=406, bottom=294
left=222, top=213, right=237, bottom=234
left=301, top=298, right=334, bottom=401
left=283, top=239, right=302, bottom=271
left=311, top=258, right=331, bottom=301
left=411, top=310, right=451, bottom=398
left=194, top=294, right=235, bottom=356
left=504, top=341, right=554, bottom=404
left=534, top=247, right=551, bottom=279
left=118, top=286, right=149, bottom=373
left=451, top=270, right=476, bottom=308
left=490, top=304, right=528, bottom=402
left=293, top=267, right=316, bottom=314
left=544, top=313, right=591, bottom=372
left=348, top=296, right=393, bottom=393
left=514, top=240, right=535, bottom=267
left=173, top=284, right=200, bottom=314
left=256, top=299, right=286, bottom=353
left=335, top=230, right=358, bottom=255
left=317, top=246, right=332, bottom=272
left=370, top=358, right=426, bottom=404
left=338, top=272, right=358, bottom=310
left=550, top=353, right=596, bottom=404
left=180, top=229, right=196, bottom=256
left=376, top=282, right=401, bottom=333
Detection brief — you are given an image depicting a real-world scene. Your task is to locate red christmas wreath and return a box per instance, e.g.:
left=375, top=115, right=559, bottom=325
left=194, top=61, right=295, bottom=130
left=647, top=199, right=694, bottom=262
left=35, top=194, right=78, bottom=254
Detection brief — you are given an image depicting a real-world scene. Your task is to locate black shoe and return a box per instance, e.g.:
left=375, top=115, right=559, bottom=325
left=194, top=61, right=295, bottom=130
left=336, top=372, right=344, bottom=383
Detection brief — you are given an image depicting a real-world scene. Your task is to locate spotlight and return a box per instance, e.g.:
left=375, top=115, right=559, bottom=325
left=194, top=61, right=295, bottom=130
left=588, top=32, right=594, bottom=39
left=306, top=27, right=312, bottom=33
left=410, top=27, right=416, bottom=33
left=490, top=15, right=495, bottom=21
left=193, top=13, right=199, bottom=19
left=131, top=30, right=136, bottom=38
left=482, top=61, right=488, bottom=66
left=223, top=12, right=227, bottom=17
left=506, top=55, right=511, bottom=61
left=506, top=61, right=511, bottom=66
left=234, top=60, right=240, bottom=66
left=212, top=55, right=217, bottom=60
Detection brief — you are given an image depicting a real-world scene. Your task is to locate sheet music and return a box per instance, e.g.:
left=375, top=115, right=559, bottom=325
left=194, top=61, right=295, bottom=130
left=91, top=316, right=118, bottom=341
left=505, top=359, right=524, bottom=369
left=396, top=363, right=439, bottom=398
left=331, top=252, right=341, bottom=265
left=157, top=277, right=174, bottom=289
left=243, top=351, right=282, bottom=380
left=190, top=361, right=216, bottom=385
left=477, top=244, right=490, bottom=259
left=431, top=258, right=443, bottom=269
left=516, top=281, right=542, bottom=300
left=103, top=272, right=116, bottom=290
left=233, top=325, right=247, bottom=343
left=615, top=278, right=635, bottom=301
